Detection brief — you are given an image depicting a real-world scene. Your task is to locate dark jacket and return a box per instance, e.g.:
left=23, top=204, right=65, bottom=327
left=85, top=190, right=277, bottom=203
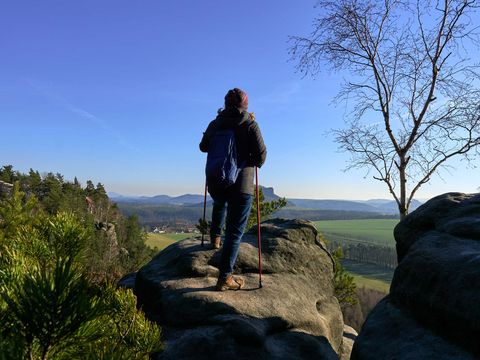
left=199, top=108, right=267, bottom=195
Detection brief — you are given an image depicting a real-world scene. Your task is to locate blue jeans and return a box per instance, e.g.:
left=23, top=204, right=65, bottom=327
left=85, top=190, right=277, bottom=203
left=210, top=191, right=253, bottom=278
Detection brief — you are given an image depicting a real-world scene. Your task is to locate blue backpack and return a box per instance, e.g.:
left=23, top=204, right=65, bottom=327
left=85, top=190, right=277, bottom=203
left=205, top=129, right=242, bottom=188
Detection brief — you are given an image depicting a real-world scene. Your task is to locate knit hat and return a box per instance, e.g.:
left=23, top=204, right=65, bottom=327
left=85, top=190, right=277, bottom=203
left=224, top=88, right=248, bottom=110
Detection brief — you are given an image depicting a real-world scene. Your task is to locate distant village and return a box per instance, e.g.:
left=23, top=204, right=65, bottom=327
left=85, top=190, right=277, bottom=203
left=149, top=222, right=199, bottom=235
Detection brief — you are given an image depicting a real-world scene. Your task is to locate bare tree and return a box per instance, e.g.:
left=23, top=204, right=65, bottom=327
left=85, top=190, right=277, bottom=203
left=291, top=0, right=480, bottom=219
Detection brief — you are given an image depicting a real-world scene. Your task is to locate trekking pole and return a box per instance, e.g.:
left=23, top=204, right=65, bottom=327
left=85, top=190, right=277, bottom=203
left=255, top=166, right=263, bottom=288
left=201, top=179, right=207, bottom=247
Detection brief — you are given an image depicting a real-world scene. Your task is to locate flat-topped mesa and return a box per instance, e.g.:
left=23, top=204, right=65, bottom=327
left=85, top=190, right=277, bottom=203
left=353, top=193, right=480, bottom=360
left=132, top=218, right=355, bottom=360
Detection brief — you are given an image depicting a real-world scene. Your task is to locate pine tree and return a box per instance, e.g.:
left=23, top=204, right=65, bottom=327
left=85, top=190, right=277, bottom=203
left=247, top=188, right=287, bottom=230
left=332, top=247, right=357, bottom=307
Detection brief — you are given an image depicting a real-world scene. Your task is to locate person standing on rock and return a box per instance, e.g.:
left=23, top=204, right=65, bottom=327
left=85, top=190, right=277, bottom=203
left=199, top=88, right=267, bottom=291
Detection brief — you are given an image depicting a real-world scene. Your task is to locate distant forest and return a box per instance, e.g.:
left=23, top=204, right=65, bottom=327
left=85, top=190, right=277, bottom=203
left=275, top=208, right=397, bottom=221
left=327, top=241, right=397, bottom=269
left=118, top=203, right=396, bottom=228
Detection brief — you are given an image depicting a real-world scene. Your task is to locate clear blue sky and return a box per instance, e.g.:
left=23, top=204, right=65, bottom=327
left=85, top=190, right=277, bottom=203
left=1, top=1, right=479, bottom=200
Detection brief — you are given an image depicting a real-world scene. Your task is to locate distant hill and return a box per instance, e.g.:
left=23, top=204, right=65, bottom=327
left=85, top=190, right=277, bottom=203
left=288, top=198, right=422, bottom=214
left=288, top=199, right=380, bottom=212
left=111, top=187, right=421, bottom=215
left=109, top=192, right=210, bottom=205
left=111, top=187, right=423, bottom=226
left=362, top=199, right=423, bottom=214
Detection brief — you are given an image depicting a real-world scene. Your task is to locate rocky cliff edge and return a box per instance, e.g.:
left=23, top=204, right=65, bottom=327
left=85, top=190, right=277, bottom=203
left=126, top=218, right=356, bottom=359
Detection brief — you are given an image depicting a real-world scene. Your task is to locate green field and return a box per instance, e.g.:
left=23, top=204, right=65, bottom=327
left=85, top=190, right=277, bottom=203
left=351, top=275, right=390, bottom=293
left=314, top=219, right=398, bottom=248
left=341, top=259, right=393, bottom=293
left=146, top=233, right=193, bottom=250
left=314, top=219, right=398, bottom=291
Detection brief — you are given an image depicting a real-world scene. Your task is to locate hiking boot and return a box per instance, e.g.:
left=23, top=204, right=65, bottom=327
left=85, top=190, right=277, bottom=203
left=211, top=236, right=221, bottom=249
left=215, top=275, right=245, bottom=291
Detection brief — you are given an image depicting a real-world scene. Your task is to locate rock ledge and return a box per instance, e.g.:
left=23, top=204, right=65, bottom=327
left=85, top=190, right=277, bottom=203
left=133, top=218, right=355, bottom=359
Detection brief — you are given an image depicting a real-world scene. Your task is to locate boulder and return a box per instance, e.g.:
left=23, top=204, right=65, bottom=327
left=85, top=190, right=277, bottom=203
left=352, top=193, right=480, bottom=359
left=354, top=297, right=476, bottom=360
left=134, top=219, right=353, bottom=359
left=394, top=192, right=480, bottom=262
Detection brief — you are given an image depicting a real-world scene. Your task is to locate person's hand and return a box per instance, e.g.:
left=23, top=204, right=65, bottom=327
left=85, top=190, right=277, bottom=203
left=249, top=112, right=256, bottom=121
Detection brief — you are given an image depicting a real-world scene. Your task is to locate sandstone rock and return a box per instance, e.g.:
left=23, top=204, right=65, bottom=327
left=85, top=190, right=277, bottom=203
left=134, top=219, right=350, bottom=359
left=394, top=192, right=480, bottom=262
left=340, top=325, right=357, bottom=360
left=118, top=272, right=136, bottom=290
left=352, top=297, right=476, bottom=360
left=353, top=193, right=480, bottom=359
left=95, top=221, right=120, bottom=262
left=0, top=180, right=13, bottom=198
